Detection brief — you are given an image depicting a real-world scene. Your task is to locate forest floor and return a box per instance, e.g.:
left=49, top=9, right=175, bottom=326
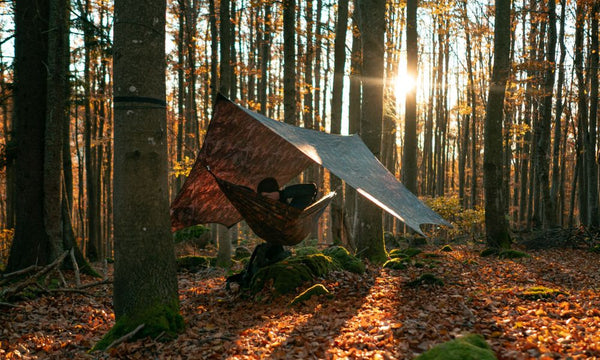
left=2, top=245, right=600, bottom=359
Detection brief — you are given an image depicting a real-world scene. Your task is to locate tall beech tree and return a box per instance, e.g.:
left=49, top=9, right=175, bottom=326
left=483, top=0, right=511, bottom=248
left=97, top=0, right=183, bottom=348
left=402, top=0, right=418, bottom=194
left=355, top=0, right=386, bottom=262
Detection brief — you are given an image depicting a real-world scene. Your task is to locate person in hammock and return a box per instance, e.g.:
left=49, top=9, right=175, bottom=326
left=256, top=177, right=317, bottom=209
left=226, top=177, right=318, bottom=290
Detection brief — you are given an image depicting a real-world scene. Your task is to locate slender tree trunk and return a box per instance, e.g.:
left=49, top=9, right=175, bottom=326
left=574, top=0, right=588, bottom=225
left=329, top=0, right=349, bottom=245
left=534, top=0, right=557, bottom=228
left=283, top=0, right=297, bottom=126
left=355, top=0, right=386, bottom=262
left=219, top=0, right=231, bottom=97
left=402, top=0, right=418, bottom=194
left=258, top=3, right=272, bottom=115
left=586, top=1, right=599, bottom=227
left=483, top=0, right=511, bottom=248
left=550, top=0, right=567, bottom=226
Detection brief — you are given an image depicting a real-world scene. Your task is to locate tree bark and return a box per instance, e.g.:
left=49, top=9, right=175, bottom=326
left=219, top=0, right=231, bottom=97
left=586, top=1, right=599, bottom=227
left=483, top=0, right=511, bottom=248
left=107, top=0, right=183, bottom=346
left=283, top=0, right=297, bottom=126
left=6, top=0, right=52, bottom=271
left=534, top=0, right=557, bottom=228
left=402, top=0, right=418, bottom=194
left=355, top=0, right=386, bottom=262
left=329, top=0, right=349, bottom=245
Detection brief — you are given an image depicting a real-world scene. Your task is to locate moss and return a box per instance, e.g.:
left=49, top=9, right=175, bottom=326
left=233, top=246, right=252, bottom=260
left=176, top=256, right=213, bottom=272
left=92, top=299, right=184, bottom=351
left=250, top=254, right=339, bottom=295
left=519, top=286, right=567, bottom=300
left=173, top=224, right=210, bottom=243
left=389, top=247, right=422, bottom=259
left=383, top=258, right=408, bottom=270
left=498, top=249, right=530, bottom=259
left=406, top=273, right=444, bottom=287
left=294, top=246, right=321, bottom=257
left=322, top=246, right=365, bottom=274
left=289, top=284, right=331, bottom=306
left=480, top=248, right=499, bottom=257
left=415, top=334, right=496, bottom=360
left=440, top=245, right=454, bottom=252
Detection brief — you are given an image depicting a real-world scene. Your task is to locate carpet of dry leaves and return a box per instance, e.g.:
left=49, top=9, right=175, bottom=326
left=2, top=246, right=600, bottom=359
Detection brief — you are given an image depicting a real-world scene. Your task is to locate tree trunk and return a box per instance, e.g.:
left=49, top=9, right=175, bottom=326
left=355, top=0, right=386, bottom=262
left=329, top=0, right=349, bottom=245
left=483, top=0, right=511, bottom=248
left=283, top=0, right=296, bottom=126
left=550, top=0, right=567, bottom=226
left=6, top=0, right=52, bottom=271
left=219, top=0, right=231, bottom=97
left=574, top=0, right=588, bottom=226
left=586, top=1, right=599, bottom=227
left=402, top=0, right=418, bottom=194
left=534, top=0, right=557, bottom=228
left=101, top=0, right=183, bottom=348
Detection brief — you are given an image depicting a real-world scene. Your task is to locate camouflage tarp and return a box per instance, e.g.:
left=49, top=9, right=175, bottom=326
left=170, top=95, right=450, bottom=236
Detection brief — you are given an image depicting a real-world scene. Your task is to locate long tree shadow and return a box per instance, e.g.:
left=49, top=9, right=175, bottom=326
left=264, top=267, right=381, bottom=359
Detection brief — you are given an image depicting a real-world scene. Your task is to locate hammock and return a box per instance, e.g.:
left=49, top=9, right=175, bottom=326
left=213, top=175, right=336, bottom=246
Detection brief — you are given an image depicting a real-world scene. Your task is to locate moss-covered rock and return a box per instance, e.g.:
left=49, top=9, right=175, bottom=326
left=415, top=334, right=496, bottom=360
left=518, top=286, right=567, bottom=300
left=294, top=246, right=321, bottom=257
left=406, top=273, right=444, bottom=287
left=250, top=254, right=339, bottom=295
left=289, top=284, right=331, bottom=306
left=92, top=300, right=184, bottom=351
left=322, top=246, right=365, bottom=274
left=383, top=258, right=408, bottom=270
left=233, top=246, right=252, bottom=260
left=176, top=256, right=214, bottom=272
left=498, top=249, right=530, bottom=259
left=173, top=225, right=210, bottom=248
left=440, top=245, right=454, bottom=252
left=480, top=248, right=499, bottom=257
left=389, top=247, right=422, bottom=259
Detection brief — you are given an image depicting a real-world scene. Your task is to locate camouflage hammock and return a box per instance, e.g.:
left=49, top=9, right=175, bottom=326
left=170, top=94, right=450, bottom=242
left=212, top=174, right=335, bottom=245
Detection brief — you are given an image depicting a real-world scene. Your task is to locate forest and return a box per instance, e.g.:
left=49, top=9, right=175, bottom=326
left=1, top=0, right=600, bottom=358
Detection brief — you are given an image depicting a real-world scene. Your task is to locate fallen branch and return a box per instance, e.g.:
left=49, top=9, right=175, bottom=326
left=0, top=265, right=41, bottom=286
left=79, top=278, right=112, bottom=290
left=105, top=323, right=145, bottom=351
left=70, top=248, right=81, bottom=288
left=0, top=301, right=21, bottom=308
left=1, top=251, right=69, bottom=300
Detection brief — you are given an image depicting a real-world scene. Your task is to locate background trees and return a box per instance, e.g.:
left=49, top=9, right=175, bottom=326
left=0, top=0, right=599, bottom=266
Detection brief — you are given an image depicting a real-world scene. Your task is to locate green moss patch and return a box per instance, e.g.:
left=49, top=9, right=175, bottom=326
left=383, top=258, right=408, bottom=270
left=389, top=247, right=422, bottom=259
left=176, top=256, right=214, bottom=272
left=480, top=248, right=499, bottom=257
left=406, top=273, right=444, bottom=287
left=322, top=246, right=365, bottom=274
left=173, top=224, right=209, bottom=244
left=250, top=254, right=339, bottom=295
left=415, top=334, right=496, bottom=360
left=233, top=246, right=252, bottom=261
left=518, top=286, right=567, bottom=300
left=294, top=246, right=321, bottom=257
left=289, top=284, right=331, bottom=306
left=498, top=249, right=530, bottom=259
left=92, top=300, right=184, bottom=351
left=440, top=245, right=454, bottom=252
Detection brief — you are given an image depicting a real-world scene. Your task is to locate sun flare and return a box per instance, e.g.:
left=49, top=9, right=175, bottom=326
left=394, top=71, right=416, bottom=100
